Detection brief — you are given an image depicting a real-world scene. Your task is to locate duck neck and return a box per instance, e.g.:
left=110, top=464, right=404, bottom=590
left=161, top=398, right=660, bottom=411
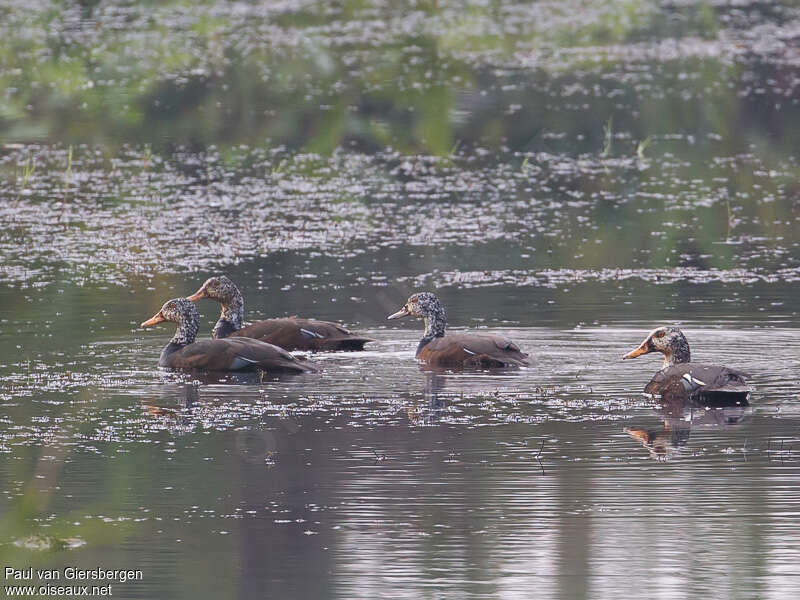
left=212, top=319, right=239, bottom=339
left=160, top=314, right=199, bottom=365
left=170, top=314, right=199, bottom=347
left=418, top=305, right=447, bottom=350
left=213, top=292, right=244, bottom=339
left=664, top=343, right=690, bottom=367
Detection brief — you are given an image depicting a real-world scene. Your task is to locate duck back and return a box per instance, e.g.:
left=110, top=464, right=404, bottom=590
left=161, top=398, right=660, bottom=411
left=645, top=363, right=750, bottom=400
left=418, top=333, right=531, bottom=369
left=160, top=338, right=317, bottom=373
left=229, top=318, right=373, bottom=351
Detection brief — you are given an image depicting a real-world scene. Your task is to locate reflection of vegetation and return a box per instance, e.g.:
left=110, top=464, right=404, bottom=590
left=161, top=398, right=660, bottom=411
left=0, top=1, right=468, bottom=154
left=0, top=387, right=239, bottom=596
left=0, top=0, right=798, bottom=158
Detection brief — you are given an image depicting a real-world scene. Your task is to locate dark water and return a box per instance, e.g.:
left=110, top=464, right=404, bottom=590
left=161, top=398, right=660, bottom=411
left=2, top=1, right=800, bottom=598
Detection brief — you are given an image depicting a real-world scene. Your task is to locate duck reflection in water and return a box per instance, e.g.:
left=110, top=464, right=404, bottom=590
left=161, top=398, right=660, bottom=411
left=141, top=382, right=200, bottom=433
left=626, top=391, right=750, bottom=460
left=404, top=373, right=448, bottom=426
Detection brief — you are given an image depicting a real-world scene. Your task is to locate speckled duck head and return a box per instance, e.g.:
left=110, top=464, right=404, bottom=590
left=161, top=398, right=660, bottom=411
left=141, top=298, right=200, bottom=346
left=187, top=275, right=244, bottom=339
left=387, top=292, right=447, bottom=341
left=622, top=326, right=691, bottom=368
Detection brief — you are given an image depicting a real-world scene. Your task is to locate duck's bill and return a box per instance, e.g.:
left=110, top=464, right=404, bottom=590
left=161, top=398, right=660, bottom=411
left=622, top=340, right=650, bottom=360
left=186, top=287, right=207, bottom=302
left=141, top=311, right=166, bottom=328
left=387, top=306, right=410, bottom=320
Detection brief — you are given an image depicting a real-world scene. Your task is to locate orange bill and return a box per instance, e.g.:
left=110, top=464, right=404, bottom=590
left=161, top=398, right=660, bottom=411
left=141, top=311, right=166, bottom=328
left=186, top=287, right=207, bottom=302
left=387, top=306, right=410, bottom=320
left=622, top=339, right=651, bottom=360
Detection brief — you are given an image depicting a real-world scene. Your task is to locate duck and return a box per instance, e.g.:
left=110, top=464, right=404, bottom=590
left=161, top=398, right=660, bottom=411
left=140, top=298, right=317, bottom=373
left=186, top=276, right=373, bottom=352
left=387, top=292, right=531, bottom=368
left=622, top=326, right=750, bottom=400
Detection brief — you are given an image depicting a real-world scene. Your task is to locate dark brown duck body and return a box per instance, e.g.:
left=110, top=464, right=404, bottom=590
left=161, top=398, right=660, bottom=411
left=417, top=333, right=531, bottom=368
left=156, top=337, right=316, bottom=372
left=188, top=276, right=373, bottom=352
left=388, top=292, right=531, bottom=369
left=228, top=317, right=373, bottom=352
left=623, top=326, right=750, bottom=400
left=643, top=363, right=750, bottom=400
left=142, top=298, right=317, bottom=373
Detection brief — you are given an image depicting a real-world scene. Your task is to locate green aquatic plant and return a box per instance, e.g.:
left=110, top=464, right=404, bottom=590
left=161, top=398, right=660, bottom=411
left=15, top=156, right=35, bottom=201
left=448, top=139, right=461, bottom=158
left=271, top=159, right=287, bottom=176
left=62, top=144, right=73, bottom=197
left=636, top=136, right=652, bottom=159
left=20, top=157, right=35, bottom=185
left=142, top=144, right=151, bottom=172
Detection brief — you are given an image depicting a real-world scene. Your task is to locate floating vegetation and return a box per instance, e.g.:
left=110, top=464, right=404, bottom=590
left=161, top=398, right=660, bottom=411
left=13, top=535, right=86, bottom=552
left=0, top=143, right=798, bottom=288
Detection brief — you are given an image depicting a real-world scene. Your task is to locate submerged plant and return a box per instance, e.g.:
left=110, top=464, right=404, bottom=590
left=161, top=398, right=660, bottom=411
left=62, top=145, right=73, bottom=197
left=601, top=116, right=613, bottom=157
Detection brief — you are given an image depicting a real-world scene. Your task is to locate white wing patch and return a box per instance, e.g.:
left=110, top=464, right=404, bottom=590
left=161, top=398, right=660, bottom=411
left=683, top=373, right=706, bottom=386
left=300, top=328, right=324, bottom=339
left=463, top=348, right=476, bottom=355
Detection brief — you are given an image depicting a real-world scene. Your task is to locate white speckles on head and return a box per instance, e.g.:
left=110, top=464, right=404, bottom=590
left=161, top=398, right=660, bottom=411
left=159, top=298, right=200, bottom=346
left=404, top=292, right=446, bottom=340
left=648, top=326, right=691, bottom=367
left=397, top=291, right=448, bottom=354
left=201, top=275, right=245, bottom=338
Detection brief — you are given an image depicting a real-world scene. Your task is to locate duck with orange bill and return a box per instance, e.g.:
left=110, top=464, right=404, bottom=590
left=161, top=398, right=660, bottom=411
left=141, top=298, right=317, bottom=373
left=622, top=326, right=750, bottom=402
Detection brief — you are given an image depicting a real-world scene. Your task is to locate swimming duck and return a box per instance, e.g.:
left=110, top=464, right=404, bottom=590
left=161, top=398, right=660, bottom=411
left=387, top=292, right=531, bottom=368
left=187, top=276, right=373, bottom=352
left=141, top=298, right=317, bottom=373
left=622, top=326, right=750, bottom=399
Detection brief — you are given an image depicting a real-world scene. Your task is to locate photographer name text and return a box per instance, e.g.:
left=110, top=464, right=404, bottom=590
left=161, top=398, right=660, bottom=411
left=4, top=567, right=142, bottom=597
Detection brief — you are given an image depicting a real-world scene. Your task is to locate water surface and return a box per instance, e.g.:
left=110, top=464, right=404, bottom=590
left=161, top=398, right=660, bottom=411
left=2, top=1, right=800, bottom=598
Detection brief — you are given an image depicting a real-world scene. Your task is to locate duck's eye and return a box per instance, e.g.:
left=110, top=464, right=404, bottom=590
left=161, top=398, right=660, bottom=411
left=654, top=330, right=666, bottom=338
left=411, top=297, right=418, bottom=304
